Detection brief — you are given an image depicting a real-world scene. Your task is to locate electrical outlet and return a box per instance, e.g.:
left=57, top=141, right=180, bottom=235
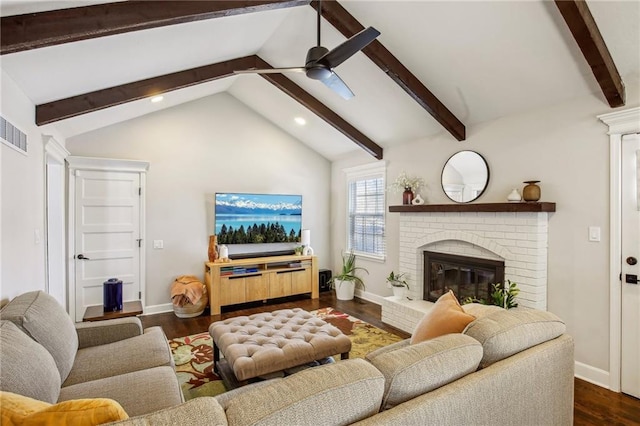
left=153, top=240, right=164, bottom=249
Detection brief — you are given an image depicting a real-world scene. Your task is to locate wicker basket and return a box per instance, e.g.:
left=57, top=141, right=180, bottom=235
left=172, top=276, right=208, bottom=318
left=173, top=293, right=208, bottom=318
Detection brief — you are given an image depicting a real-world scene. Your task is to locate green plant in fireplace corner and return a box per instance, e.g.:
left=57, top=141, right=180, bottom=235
left=462, top=280, right=520, bottom=309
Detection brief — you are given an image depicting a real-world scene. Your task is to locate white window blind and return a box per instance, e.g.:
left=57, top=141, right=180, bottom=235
left=345, top=163, right=386, bottom=260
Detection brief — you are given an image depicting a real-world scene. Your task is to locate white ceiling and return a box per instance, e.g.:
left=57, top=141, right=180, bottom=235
left=1, top=1, right=639, bottom=160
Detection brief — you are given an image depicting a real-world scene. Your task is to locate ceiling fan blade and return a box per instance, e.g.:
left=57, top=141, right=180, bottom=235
left=234, top=67, right=305, bottom=75
left=319, top=27, right=380, bottom=69
left=321, top=72, right=354, bottom=100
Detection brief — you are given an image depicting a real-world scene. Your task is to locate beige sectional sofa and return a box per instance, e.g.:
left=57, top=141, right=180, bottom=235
left=0, top=291, right=183, bottom=417
left=114, top=304, right=574, bottom=426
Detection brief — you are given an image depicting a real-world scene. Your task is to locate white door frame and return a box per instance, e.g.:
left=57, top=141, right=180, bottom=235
left=598, top=106, right=640, bottom=392
left=43, top=136, right=70, bottom=310
left=66, top=156, right=149, bottom=323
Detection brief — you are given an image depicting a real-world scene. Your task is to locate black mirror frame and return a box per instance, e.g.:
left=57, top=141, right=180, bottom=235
left=441, top=151, right=490, bottom=203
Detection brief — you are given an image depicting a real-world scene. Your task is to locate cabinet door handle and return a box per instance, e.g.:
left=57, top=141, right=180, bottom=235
left=228, top=274, right=261, bottom=280
left=277, top=269, right=304, bottom=274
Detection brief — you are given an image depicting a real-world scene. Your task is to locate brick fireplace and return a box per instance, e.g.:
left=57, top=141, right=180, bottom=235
left=381, top=203, right=555, bottom=334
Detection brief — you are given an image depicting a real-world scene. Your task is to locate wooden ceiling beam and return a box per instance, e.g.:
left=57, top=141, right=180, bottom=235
left=1, top=0, right=310, bottom=55
left=254, top=57, right=383, bottom=159
left=36, top=56, right=256, bottom=125
left=312, top=0, right=466, bottom=141
left=35, top=55, right=383, bottom=159
left=554, top=0, right=625, bottom=107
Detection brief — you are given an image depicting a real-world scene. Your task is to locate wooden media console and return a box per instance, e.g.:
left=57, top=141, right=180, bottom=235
left=204, top=255, right=319, bottom=315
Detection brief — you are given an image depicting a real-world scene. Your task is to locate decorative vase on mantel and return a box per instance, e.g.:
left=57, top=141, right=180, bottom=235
left=208, top=235, right=219, bottom=262
left=402, top=188, right=414, bottom=205
left=507, top=189, right=522, bottom=202
left=522, top=181, right=541, bottom=202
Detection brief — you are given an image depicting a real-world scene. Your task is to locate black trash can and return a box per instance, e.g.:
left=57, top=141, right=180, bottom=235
left=103, top=278, right=123, bottom=312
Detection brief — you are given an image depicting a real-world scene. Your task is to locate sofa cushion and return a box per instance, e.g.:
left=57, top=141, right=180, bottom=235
left=63, top=327, right=174, bottom=387
left=463, top=307, right=566, bottom=367
left=0, top=321, right=61, bottom=403
left=461, top=302, right=503, bottom=318
left=410, top=290, right=475, bottom=344
left=1, top=391, right=128, bottom=425
left=106, top=397, right=227, bottom=426
left=75, top=317, right=143, bottom=349
left=366, top=334, right=482, bottom=409
left=223, top=358, right=384, bottom=425
left=0, top=291, right=78, bottom=382
left=58, top=366, right=184, bottom=418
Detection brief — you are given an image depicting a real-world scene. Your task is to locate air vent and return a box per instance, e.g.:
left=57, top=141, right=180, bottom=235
left=0, top=115, right=27, bottom=155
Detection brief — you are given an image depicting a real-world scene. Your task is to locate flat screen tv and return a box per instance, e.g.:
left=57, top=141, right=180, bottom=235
left=214, top=192, right=302, bottom=258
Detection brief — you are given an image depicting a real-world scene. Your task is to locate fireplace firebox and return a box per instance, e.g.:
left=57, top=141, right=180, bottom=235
left=424, top=251, right=505, bottom=303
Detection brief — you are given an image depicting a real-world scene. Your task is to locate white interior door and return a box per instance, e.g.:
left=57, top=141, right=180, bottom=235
left=74, top=169, right=141, bottom=321
left=621, top=133, right=640, bottom=399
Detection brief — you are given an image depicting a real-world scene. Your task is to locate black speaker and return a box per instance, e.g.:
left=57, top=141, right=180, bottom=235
left=319, top=269, right=332, bottom=292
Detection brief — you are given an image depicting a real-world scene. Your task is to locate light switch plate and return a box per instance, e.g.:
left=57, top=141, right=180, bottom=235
left=153, top=240, right=164, bottom=249
left=588, top=226, right=601, bottom=242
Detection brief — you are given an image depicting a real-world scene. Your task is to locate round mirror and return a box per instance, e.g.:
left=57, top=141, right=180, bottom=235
left=441, top=151, right=489, bottom=203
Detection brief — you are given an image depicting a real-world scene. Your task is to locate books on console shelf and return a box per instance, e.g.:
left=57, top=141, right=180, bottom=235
left=220, top=266, right=259, bottom=276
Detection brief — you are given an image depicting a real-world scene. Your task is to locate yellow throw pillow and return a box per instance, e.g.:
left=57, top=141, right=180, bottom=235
left=1, top=391, right=128, bottom=425
left=410, top=290, right=476, bottom=344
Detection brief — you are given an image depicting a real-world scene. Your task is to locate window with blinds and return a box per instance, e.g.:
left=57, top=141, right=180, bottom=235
left=346, top=163, right=386, bottom=260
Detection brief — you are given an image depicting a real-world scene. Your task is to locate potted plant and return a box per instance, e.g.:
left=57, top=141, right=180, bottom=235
left=328, top=251, right=368, bottom=301
left=386, top=271, right=409, bottom=300
left=491, top=280, right=519, bottom=309
left=461, top=280, right=520, bottom=309
left=389, top=171, right=425, bottom=205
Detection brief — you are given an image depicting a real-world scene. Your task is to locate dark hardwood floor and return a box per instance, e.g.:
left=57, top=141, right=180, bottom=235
left=141, top=292, right=640, bottom=426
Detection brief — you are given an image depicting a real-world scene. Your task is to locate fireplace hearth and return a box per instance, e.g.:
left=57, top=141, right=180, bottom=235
left=424, top=251, right=505, bottom=303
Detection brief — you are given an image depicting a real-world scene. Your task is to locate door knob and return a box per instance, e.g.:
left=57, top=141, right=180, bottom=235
left=626, top=257, right=637, bottom=265
left=76, top=254, right=90, bottom=260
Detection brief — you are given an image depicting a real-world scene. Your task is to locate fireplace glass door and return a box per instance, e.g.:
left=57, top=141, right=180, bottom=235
left=424, top=251, right=504, bottom=303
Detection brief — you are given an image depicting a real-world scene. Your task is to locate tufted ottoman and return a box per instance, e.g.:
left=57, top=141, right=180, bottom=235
left=209, top=308, right=351, bottom=386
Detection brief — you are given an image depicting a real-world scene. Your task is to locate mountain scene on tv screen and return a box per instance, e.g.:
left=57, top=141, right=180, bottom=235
left=215, top=193, right=302, bottom=244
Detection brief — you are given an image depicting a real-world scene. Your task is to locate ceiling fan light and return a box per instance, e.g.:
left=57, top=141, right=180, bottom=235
left=306, top=66, right=333, bottom=81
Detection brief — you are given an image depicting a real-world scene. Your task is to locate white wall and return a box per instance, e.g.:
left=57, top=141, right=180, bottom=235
left=66, top=93, right=331, bottom=309
left=332, top=84, right=640, bottom=381
left=0, top=70, right=48, bottom=304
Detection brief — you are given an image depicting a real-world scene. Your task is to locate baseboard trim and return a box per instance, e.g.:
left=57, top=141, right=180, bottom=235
left=354, top=289, right=385, bottom=305
left=141, top=303, right=173, bottom=316
left=575, top=361, right=610, bottom=389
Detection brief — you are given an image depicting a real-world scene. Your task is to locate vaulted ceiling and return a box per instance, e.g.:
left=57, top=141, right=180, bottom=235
left=1, top=0, right=638, bottom=160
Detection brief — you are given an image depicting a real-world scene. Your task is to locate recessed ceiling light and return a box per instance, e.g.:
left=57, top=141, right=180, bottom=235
left=294, top=117, right=306, bottom=126
left=150, top=95, right=164, bottom=103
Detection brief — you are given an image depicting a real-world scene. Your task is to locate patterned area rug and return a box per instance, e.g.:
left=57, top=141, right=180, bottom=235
left=168, top=307, right=404, bottom=400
